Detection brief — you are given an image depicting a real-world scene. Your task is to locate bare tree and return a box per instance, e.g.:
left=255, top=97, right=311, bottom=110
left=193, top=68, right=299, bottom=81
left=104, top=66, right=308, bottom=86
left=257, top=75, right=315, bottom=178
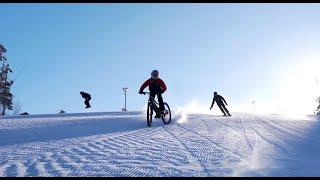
left=12, top=100, right=22, bottom=115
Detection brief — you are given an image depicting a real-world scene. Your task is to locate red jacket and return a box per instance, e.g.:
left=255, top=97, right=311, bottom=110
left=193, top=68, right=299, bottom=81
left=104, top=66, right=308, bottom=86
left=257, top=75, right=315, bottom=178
left=139, top=78, right=167, bottom=93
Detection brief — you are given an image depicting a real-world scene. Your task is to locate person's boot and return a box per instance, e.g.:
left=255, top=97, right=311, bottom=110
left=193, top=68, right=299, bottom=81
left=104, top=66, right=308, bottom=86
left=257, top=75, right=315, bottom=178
left=155, top=114, right=161, bottom=118
left=226, top=111, right=231, bottom=116
left=159, top=107, right=165, bottom=116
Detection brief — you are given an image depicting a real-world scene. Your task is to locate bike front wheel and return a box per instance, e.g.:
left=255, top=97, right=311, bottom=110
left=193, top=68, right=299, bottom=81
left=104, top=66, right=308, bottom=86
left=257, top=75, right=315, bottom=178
left=161, top=103, right=171, bottom=124
left=147, top=102, right=153, bottom=127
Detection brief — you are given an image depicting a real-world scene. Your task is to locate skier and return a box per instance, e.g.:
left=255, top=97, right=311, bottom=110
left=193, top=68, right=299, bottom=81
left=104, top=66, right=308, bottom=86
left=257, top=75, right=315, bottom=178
left=80, top=91, right=91, bottom=109
left=139, top=70, right=167, bottom=118
left=210, top=91, right=231, bottom=116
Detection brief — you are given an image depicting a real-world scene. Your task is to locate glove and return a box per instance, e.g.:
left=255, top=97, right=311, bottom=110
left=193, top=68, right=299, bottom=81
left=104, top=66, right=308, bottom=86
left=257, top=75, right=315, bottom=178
left=139, top=91, right=146, bottom=95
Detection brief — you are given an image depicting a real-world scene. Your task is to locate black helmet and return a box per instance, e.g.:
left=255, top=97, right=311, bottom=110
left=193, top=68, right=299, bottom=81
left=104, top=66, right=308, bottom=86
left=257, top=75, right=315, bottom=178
left=151, top=70, right=159, bottom=79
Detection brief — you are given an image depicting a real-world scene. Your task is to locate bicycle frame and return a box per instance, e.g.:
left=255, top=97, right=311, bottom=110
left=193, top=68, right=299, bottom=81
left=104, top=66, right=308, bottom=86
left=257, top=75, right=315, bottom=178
left=143, top=91, right=171, bottom=126
left=146, top=92, right=160, bottom=113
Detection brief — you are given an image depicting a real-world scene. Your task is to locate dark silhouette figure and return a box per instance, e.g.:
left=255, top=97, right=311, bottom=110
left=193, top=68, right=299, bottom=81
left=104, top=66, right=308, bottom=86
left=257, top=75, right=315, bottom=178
left=80, top=91, right=91, bottom=108
left=139, top=70, right=167, bottom=118
left=210, top=92, right=231, bottom=116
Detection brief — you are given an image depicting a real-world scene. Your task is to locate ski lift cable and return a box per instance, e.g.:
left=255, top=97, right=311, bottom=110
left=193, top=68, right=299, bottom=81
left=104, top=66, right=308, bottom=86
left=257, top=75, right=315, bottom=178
left=13, top=58, right=32, bottom=83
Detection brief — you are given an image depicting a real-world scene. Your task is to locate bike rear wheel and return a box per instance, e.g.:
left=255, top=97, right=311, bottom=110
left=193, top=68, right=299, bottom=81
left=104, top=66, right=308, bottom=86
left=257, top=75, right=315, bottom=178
left=161, top=103, right=171, bottom=124
left=147, top=102, right=153, bottom=127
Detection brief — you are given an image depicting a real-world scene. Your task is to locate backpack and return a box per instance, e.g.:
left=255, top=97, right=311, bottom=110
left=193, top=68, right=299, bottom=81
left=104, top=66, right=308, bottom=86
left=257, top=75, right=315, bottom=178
left=149, top=78, right=161, bottom=92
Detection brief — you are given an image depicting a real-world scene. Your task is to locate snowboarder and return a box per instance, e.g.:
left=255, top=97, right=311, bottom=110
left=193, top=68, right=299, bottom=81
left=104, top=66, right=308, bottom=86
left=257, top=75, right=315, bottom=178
left=210, top=91, right=231, bottom=116
left=80, top=91, right=91, bottom=109
left=139, top=70, right=167, bottom=118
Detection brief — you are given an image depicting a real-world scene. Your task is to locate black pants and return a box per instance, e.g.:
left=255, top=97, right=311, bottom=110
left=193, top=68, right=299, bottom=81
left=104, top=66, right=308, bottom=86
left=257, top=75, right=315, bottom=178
left=218, top=103, right=230, bottom=116
left=84, top=97, right=91, bottom=107
left=150, top=92, right=164, bottom=113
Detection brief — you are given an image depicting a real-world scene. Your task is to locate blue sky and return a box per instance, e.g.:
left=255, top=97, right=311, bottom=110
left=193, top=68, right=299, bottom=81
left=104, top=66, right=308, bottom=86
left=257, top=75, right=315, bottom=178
left=1, top=3, right=320, bottom=115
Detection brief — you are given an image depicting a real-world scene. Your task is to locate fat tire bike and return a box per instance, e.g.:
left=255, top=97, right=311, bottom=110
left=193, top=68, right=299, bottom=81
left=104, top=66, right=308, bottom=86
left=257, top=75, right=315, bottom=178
left=143, top=92, right=171, bottom=127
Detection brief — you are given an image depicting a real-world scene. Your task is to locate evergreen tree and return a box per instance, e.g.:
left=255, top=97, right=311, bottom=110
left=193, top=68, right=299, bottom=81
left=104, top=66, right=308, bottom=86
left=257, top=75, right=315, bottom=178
left=0, top=43, right=14, bottom=115
left=316, top=96, right=320, bottom=115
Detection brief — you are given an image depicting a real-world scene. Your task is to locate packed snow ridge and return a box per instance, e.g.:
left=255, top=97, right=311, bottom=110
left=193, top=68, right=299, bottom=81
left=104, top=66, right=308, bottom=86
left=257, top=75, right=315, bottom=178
left=0, top=110, right=319, bottom=177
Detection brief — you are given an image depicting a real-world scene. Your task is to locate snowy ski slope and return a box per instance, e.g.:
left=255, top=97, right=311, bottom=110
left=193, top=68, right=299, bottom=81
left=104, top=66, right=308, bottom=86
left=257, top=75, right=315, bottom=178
left=0, top=111, right=318, bottom=176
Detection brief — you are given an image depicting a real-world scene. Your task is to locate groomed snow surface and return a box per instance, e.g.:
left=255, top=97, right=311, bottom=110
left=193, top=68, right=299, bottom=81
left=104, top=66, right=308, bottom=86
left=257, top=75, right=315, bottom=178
left=0, top=110, right=319, bottom=177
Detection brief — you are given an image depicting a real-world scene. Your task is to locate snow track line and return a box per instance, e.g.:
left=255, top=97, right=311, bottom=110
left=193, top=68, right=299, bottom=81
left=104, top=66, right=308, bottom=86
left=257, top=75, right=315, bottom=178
left=200, top=116, right=255, bottom=158
left=199, top=118, right=214, bottom=133
left=50, top=151, right=82, bottom=176
left=174, top=123, right=245, bottom=160
left=34, top=161, right=50, bottom=176
left=73, top=127, right=186, bottom=176
left=24, top=159, right=40, bottom=176
left=0, top=161, right=12, bottom=176
left=58, top=150, right=84, bottom=171
left=210, top=117, right=239, bottom=132
left=60, top=127, right=159, bottom=150
left=238, top=114, right=254, bottom=152
left=238, top=114, right=293, bottom=155
left=45, top=152, right=70, bottom=176
left=249, top=127, right=288, bottom=153
left=161, top=126, right=211, bottom=176
left=36, top=153, right=61, bottom=176
left=255, top=117, right=301, bottom=139
left=4, top=162, right=18, bottom=176
left=263, top=119, right=303, bottom=136
left=104, top=126, right=198, bottom=176
left=252, top=117, right=294, bottom=152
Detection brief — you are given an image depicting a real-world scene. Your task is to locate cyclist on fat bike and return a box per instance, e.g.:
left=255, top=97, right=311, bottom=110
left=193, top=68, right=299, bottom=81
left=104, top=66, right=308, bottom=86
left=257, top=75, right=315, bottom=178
left=139, top=70, right=167, bottom=118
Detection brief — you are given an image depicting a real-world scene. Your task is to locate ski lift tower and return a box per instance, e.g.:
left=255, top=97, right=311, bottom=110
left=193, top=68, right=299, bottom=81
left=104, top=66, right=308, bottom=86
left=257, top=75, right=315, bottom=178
left=122, top=87, right=128, bottom=111
left=251, top=100, right=256, bottom=113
